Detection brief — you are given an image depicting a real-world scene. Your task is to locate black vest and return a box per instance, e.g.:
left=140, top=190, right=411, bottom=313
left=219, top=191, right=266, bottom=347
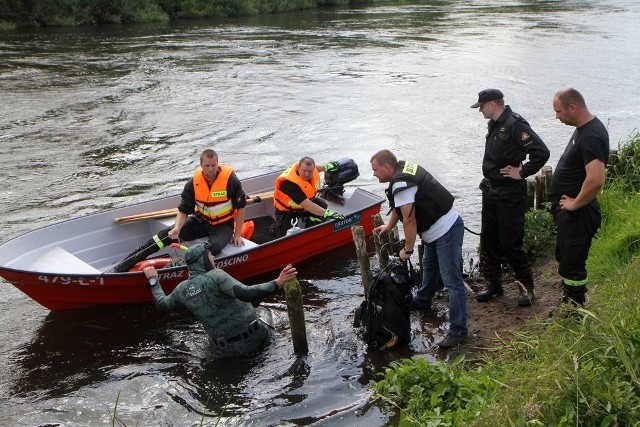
left=387, top=161, right=454, bottom=233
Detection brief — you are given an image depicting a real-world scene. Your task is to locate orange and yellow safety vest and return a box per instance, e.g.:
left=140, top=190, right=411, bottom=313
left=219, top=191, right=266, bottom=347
left=193, top=165, right=236, bottom=225
left=273, top=162, right=320, bottom=212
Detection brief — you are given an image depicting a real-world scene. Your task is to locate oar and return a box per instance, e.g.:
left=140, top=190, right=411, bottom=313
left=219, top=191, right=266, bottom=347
left=114, top=191, right=274, bottom=224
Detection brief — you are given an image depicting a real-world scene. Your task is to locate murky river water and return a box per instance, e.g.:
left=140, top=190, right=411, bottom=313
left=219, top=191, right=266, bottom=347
left=1, top=1, right=639, bottom=425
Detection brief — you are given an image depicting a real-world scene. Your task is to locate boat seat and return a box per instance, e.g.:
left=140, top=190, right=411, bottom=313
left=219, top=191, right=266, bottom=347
left=32, top=247, right=101, bottom=274
left=219, top=238, right=259, bottom=257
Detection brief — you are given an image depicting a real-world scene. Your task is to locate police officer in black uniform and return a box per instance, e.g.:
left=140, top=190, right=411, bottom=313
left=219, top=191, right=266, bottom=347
left=472, top=89, right=550, bottom=306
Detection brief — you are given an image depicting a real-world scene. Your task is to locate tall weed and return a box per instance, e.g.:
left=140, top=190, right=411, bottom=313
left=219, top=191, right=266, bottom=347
left=606, top=131, right=640, bottom=192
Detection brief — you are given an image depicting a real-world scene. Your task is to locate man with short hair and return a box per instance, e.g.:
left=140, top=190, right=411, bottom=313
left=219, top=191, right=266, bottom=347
left=549, top=88, right=609, bottom=307
left=114, top=149, right=247, bottom=272
left=371, top=149, right=468, bottom=348
left=143, top=243, right=297, bottom=357
left=271, top=157, right=344, bottom=238
left=472, top=89, right=550, bottom=306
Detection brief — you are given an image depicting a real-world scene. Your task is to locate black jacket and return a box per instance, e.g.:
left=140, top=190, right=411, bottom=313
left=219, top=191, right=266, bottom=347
left=482, top=106, right=550, bottom=184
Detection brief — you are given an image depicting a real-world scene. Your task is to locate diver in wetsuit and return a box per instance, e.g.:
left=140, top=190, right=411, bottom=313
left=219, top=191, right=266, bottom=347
left=143, top=243, right=297, bottom=357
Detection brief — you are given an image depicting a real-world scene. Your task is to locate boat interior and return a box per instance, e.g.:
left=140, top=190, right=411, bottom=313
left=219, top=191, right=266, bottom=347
left=0, top=181, right=381, bottom=276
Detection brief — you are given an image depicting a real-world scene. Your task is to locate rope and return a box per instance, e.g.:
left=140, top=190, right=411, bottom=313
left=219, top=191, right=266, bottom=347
left=464, top=226, right=481, bottom=236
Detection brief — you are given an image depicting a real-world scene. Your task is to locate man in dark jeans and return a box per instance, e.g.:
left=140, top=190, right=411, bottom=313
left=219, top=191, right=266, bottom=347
left=471, top=89, right=550, bottom=306
left=549, top=87, right=609, bottom=307
left=371, top=149, right=468, bottom=348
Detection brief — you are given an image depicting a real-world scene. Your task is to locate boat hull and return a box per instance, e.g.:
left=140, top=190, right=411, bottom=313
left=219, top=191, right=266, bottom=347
left=0, top=171, right=383, bottom=310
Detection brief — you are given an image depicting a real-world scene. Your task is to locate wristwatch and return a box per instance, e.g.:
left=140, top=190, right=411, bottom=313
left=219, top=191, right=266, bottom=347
left=403, top=248, right=414, bottom=255
left=148, top=276, right=159, bottom=287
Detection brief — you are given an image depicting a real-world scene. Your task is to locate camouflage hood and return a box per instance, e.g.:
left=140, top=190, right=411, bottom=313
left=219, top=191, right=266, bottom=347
left=184, top=243, right=214, bottom=275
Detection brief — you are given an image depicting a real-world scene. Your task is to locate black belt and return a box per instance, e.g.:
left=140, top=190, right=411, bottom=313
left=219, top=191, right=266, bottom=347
left=213, top=320, right=261, bottom=348
left=488, top=178, right=523, bottom=188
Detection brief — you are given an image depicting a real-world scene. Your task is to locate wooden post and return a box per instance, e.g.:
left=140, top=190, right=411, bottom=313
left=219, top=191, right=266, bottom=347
left=535, top=175, right=545, bottom=210
left=284, top=278, right=308, bottom=355
left=351, top=225, right=371, bottom=296
left=526, top=178, right=535, bottom=210
left=371, top=213, right=390, bottom=269
left=541, top=165, right=552, bottom=185
left=541, top=165, right=552, bottom=207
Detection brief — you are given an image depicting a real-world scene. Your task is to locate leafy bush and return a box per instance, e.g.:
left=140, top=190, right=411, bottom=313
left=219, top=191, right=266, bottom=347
left=374, top=355, right=498, bottom=426
left=606, top=131, right=640, bottom=192
left=129, top=1, right=170, bottom=22
left=0, top=19, right=16, bottom=29
left=523, top=204, right=555, bottom=260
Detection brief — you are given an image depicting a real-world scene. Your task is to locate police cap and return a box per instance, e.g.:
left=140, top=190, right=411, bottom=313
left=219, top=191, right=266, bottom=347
left=470, top=89, right=504, bottom=108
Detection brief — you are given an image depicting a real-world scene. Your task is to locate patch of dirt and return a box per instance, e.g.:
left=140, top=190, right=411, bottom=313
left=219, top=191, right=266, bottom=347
left=436, top=257, right=562, bottom=359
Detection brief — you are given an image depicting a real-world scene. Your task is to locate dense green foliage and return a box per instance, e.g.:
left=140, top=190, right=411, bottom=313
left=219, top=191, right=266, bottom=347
left=523, top=203, right=555, bottom=260
left=375, top=355, right=498, bottom=426
left=375, top=133, right=640, bottom=426
left=606, top=131, right=640, bottom=192
left=0, top=0, right=371, bottom=26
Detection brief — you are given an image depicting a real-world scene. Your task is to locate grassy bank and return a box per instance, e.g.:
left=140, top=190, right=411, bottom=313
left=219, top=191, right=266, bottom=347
left=375, top=133, right=640, bottom=426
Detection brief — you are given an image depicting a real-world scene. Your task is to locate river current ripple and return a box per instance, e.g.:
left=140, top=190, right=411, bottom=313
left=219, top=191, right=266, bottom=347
left=1, top=1, right=639, bottom=425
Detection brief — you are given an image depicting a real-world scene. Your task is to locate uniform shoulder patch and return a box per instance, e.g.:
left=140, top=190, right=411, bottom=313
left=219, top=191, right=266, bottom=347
left=521, top=131, right=530, bottom=141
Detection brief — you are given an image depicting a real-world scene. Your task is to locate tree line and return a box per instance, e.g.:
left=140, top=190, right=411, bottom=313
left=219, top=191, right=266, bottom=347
left=0, top=0, right=374, bottom=27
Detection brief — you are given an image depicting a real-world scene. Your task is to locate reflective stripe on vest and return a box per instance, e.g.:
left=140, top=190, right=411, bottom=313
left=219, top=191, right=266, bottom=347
left=193, top=165, right=236, bottom=225
left=273, top=162, right=320, bottom=212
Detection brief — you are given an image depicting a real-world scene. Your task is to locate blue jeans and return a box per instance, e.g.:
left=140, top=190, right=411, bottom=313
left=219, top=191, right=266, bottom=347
left=413, top=216, right=468, bottom=337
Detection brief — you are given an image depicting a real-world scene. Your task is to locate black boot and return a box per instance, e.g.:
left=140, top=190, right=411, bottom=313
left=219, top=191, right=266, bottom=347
left=563, top=283, right=587, bottom=307
left=113, top=232, right=169, bottom=272
left=476, top=279, right=503, bottom=302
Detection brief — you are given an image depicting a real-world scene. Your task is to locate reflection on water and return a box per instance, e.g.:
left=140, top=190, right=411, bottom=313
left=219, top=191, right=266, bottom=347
left=1, top=0, right=640, bottom=424
left=5, top=245, right=439, bottom=425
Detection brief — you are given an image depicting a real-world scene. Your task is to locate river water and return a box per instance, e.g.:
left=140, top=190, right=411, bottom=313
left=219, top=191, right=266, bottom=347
left=1, top=1, right=639, bottom=425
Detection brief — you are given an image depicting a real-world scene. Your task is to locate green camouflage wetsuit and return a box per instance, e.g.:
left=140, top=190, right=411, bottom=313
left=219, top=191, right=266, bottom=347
left=150, top=244, right=278, bottom=358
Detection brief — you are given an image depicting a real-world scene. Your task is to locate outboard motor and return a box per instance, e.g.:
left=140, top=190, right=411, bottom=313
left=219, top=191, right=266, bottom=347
left=320, top=158, right=359, bottom=203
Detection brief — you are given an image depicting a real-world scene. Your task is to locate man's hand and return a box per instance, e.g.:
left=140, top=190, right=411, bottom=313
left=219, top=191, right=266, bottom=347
left=168, top=227, right=180, bottom=240
left=324, top=209, right=345, bottom=221
left=275, top=264, right=298, bottom=289
left=143, top=266, right=158, bottom=278
left=500, top=164, right=523, bottom=180
left=231, top=234, right=245, bottom=246
left=143, top=266, right=159, bottom=287
left=559, top=194, right=578, bottom=211
left=374, top=223, right=392, bottom=235
left=323, top=160, right=340, bottom=172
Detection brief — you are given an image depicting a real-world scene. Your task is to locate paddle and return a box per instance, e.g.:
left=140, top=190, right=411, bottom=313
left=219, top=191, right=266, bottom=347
left=113, top=191, right=274, bottom=224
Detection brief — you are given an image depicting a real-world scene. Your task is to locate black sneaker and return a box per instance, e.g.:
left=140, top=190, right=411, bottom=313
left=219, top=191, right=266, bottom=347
left=437, top=333, right=467, bottom=348
left=411, top=296, right=431, bottom=311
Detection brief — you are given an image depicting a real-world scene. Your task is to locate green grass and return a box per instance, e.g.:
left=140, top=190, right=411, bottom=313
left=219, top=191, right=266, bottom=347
left=0, top=20, right=17, bottom=30
left=374, top=134, right=640, bottom=426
